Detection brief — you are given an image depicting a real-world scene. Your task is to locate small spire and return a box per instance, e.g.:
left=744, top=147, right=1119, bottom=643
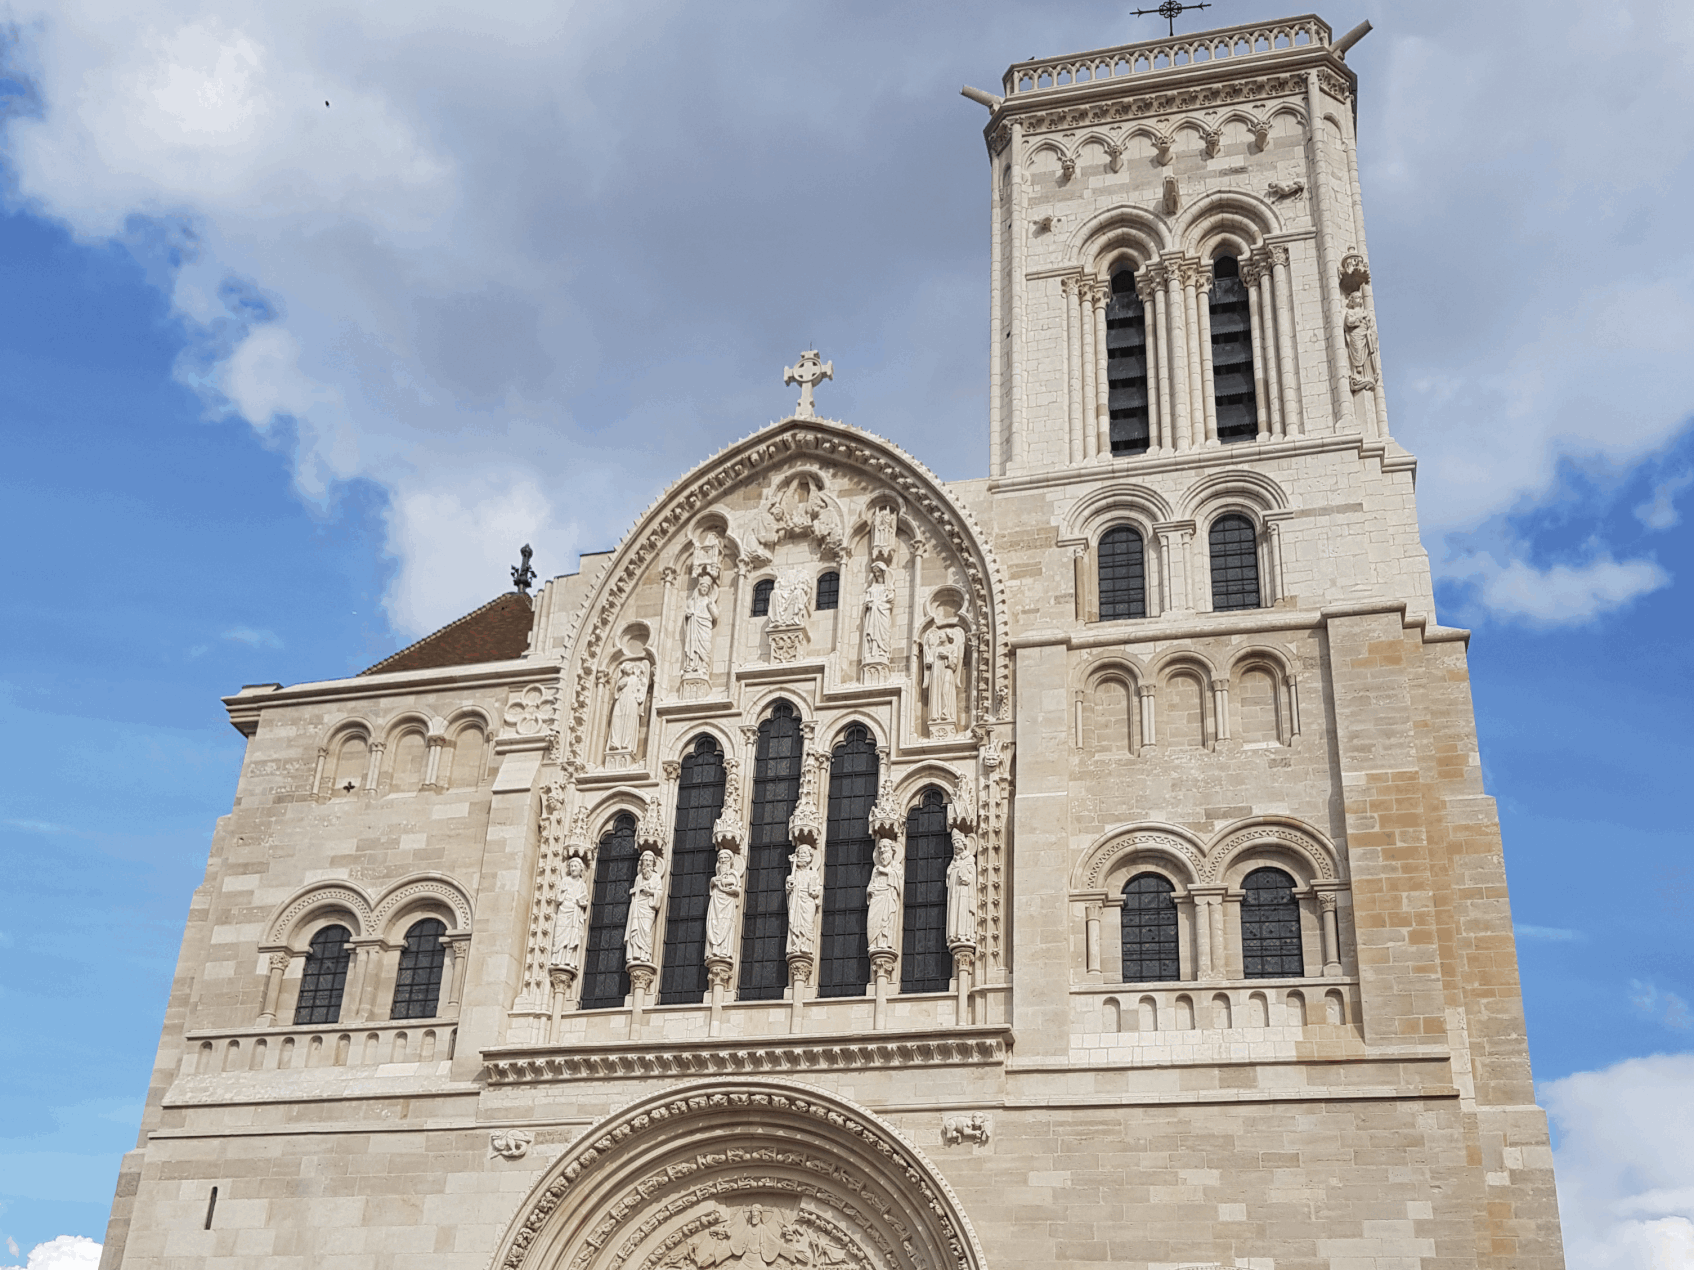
left=511, top=544, right=537, bottom=595
left=1132, top=0, right=1211, bottom=38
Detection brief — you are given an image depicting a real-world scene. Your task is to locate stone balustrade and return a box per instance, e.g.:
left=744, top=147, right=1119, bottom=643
left=183, top=1019, right=458, bottom=1075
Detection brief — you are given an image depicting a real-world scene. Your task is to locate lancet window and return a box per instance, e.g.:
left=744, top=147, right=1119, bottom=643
left=1209, top=515, right=1261, bottom=611
left=1210, top=256, right=1258, bottom=443
left=738, top=701, right=803, bottom=1001
left=1241, top=867, right=1304, bottom=978
left=390, top=917, right=447, bottom=1020
left=900, top=787, right=951, bottom=993
left=750, top=579, right=774, bottom=617
left=1098, top=525, right=1147, bottom=621
left=1105, top=267, right=1151, bottom=455
left=815, top=571, right=841, bottom=611
left=816, top=726, right=879, bottom=997
left=1120, top=874, right=1180, bottom=982
left=292, top=924, right=352, bottom=1025
left=659, top=736, right=728, bottom=1006
left=580, top=813, right=638, bottom=1010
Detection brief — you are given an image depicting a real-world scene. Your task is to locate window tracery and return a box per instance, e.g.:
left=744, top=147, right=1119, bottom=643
left=738, top=702, right=803, bottom=1001
left=658, top=736, right=727, bottom=1006
left=581, top=813, right=638, bottom=1010
left=900, top=788, right=951, bottom=993
left=818, top=726, right=879, bottom=998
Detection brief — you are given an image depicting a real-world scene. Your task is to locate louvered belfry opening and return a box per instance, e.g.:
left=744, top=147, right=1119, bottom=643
left=1209, top=514, right=1261, bottom=611
left=1106, top=267, right=1151, bottom=455
left=900, top=787, right=952, bottom=993
left=1241, top=867, right=1305, bottom=978
left=580, top=813, right=638, bottom=1010
left=1210, top=255, right=1259, bottom=442
left=818, top=726, right=880, bottom=998
left=1098, top=525, right=1147, bottom=621
left=1120, top=874, right=1180, bottom=983
left=390, top=917, right=447, bottom=1020
left=658, top=735, right=727, bottom=1005
left=293, top=924, right=352, bottom=1025
left=738, top=701, right=804, bottom=1001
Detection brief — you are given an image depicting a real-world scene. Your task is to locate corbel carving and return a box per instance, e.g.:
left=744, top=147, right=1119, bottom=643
left=1266, top=180, right=1305, bottom=201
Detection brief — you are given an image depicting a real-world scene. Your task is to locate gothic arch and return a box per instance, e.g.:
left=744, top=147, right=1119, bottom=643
left=491, top=1080, right=987, bottom=1270
left=823, top=711, right=889, bottom=752
left=1201, top=816, right=1340, bottom=886
left=1073, top=823, right=1206, bottom=896
left=664, top=723, right=739, bottom=769
left=891, top=761, right=967, bottom=813
left=261, top=880, right=374, bottom=950
left=370, top=873, right=473, bottom=941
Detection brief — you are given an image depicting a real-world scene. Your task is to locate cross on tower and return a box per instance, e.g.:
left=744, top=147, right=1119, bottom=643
left=783, top=350, right=834, bottom=419
left=511, top=543, right=537, bottom=595
left=1133, top=0, right=1212, bottom=37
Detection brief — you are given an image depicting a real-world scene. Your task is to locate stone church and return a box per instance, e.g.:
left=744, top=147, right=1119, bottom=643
left=100, top=15, right=1567, bottom=1270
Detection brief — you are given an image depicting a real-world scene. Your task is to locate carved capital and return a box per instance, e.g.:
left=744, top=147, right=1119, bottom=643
left=705, top=956, right=735, bottom=989
left=268, top=951, right=291, bottom=974
left=786, top=952, right=815, bottom=988
left=626, top=962, right=657, bottom=994
left=661, top=760, right=682, bottom=782
left=870, top=949, right=898, bottom=985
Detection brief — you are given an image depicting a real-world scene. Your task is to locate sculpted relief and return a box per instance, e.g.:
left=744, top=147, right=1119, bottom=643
left=660, top=1203, right=861, bottom=1269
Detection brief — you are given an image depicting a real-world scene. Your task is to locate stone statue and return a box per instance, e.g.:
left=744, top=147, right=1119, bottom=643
left=862, top=562, right=893, bottom=664
left=550, top=856, right=590, bottom=973
left=695, top=528, right=722, bottom=580
left=705, top=849, right=742, bottom=959
left=767, top=566, right=812, bottom=627
left=922, top=623, right=965, bottom=733
left=865, top=840, right=900, bottom=954
left=785, top=845, right=822, bottom=956
left=1344, top=289, right=1379, bottom=390
left=624, top=850, right=664, bottom=965
left=682, top=574, right=718, bottom=676
left=946, top=830, right=978, bottom=947
left=870, top=504, right=897, bottom=562
left=604, top=659, right=649, bottom=764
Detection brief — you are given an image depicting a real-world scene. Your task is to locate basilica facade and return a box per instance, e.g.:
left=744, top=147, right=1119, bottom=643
left=100, top=16, right=1567, bottom=1270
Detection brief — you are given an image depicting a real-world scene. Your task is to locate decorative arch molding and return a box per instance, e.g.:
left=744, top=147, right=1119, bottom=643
left=444, top=705, right=495, bottom=734
left=1148, top=648, right=1218, bottom=683
left=381, top=711, right=433, bottom=743
left=1174, top=189, right=1283, bottom=252
left=821, top=710, right=890, bottom=752
left=319, top=716, right=376, bottom=749
left=1073, top=816, right=1340, bottom=894
left=370, top=873, right=473, bottom=939
left=1202, top=816, right=1340, bottom=885
left=664, top=722, right=740, bottom=769
left=1066, top=205, right=1172, bottom=274
left=490, top=1079, right=988, bottom=1270
left=1179, top=468, right=1290, bottom=523
left=262, top=881, right=374, bottom=949
left=1227, top=644, right=1296, bottom=681
left=1079, top=654, right=1145, bottom=694
left=1074, top=823, right=1207, bottom=893
left=584, top=789, right=660, bottom=846
left=1056, top=482, right=1176, bottom=547
left=890, top=761, right=967, bottom=813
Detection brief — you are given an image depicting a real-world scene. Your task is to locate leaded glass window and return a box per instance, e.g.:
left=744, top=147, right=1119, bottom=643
left=751, top=579, right=774, bottom=617
left=1209, top=514, right=1260, bottom=611
left=1106, top=267, right=1151, bottom=455
left=390, top=917, right=447, bottom=1020
left=818, top=725, right=879, bottom=998
left=1120, top=874, right=1179, bottom=982
left=1210, top=255, right=1259, bottom=442
left=580, top=813, right=637, bottom=1009
left=293, top=924, right=352, bottom=1025
left=815, top=571, right=840, bottom=611
left=900, top=787, right=951, bottom=993
left=659, top=735, right=727, bottom=1005
left=1098, top=525, right=1146, bottom=621
left=1241, top=867, right=1304, bottom=978
left=738, top=701, right=803, bottom=1001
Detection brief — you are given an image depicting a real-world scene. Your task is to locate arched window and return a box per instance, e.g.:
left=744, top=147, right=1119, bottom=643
left=1209, top=514, right=1260, bottom=611
left=659, top=736, right=727, bottom=1006
left=750, top=579, right=775, bottom=617
left=447, top=723, right=486, bottom=790
left=738, top=701, right=803, bottom=1001
left=390, top=918, right=447, bottom=1019
left=1241, top=867, right=1304, bottom=978
left=389, top=730, right=426, bottom=793
left=293, top=924, right=352, bottom=1025
left=580, top=813, right=638, bottom=1010
left=1210, top=255, right=1258, bottom=442
left=1120, top=874, right=1179, bottom=982
left=1098, top=525, right=1147, bottom=620
left=1106, top=267, right=1150, bottom=455
left=900, top=787, right=951, bottom=993
left=330, top=734, right=368, bottom=796
left=815, top=571, right=840, bottom=611
left=818, top=725, right=879, bottom=997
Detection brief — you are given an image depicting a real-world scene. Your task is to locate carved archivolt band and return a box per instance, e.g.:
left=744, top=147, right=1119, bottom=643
left=261, top=874, right=473, bottom=949
left=1074, top=815, right=1338, bottom=893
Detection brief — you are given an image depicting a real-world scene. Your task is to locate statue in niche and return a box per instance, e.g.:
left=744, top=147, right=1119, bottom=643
left=604, top=660, right=649, bottom=766
left=865, top=840, right=900, bottom=953
left=624, top=850, right=665, bottom=965
left=695, top=529, right=722, bottom=581
left=870, top=504, right=897, bottom=563
left=921, top=622, right=966, bottom=735
left=946, top=829, right=978, bottom=947
left=767, top=566, right=812, bottom=627
left=682, top=573, right=718, bottom=677
left=705, top=850, right=742, bottom=959
left=785, top=845, right=822, bottom=956
left=862, top=562, right=893, bottom=665
left=550, top=856, right=590, bottom=973
left=1344, top=289, right=1380, bottom=391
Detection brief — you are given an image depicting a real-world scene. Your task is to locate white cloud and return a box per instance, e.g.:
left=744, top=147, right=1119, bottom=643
left=1637, top=472, right=1694, bottom=531
left=1515, top=924, right=1584, bottom=942
left=0, top=1235, right=102, bottom=1270
left=1629, top=982, right=1692, bottom=1033
left=221, top=626, right=282, bottom=648
left=1442, top=552, right=1668, bottom=625
left=1544, top=1054, right=1694, bottom=1270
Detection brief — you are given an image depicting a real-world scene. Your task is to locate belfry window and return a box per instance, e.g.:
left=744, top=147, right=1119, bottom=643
left=293, top=925, right=352, bottom=1025
left=1120, top=874, right=1179, bottom=982
left=818, top=725, right=879, bottom=998
left=815, top=571, right=840, bottom=611
left=580, top=813, right=638, bottom=1010
left=659, top=735, right=727, bottom=1006
left=390, top=918, right=447, bottom=1020
left=1241, top=868, right=1304, bottom=978
left=750, top=578, right=774, bottom=617
left=739, top=701, right=803, bottom=1001
left=1209, top=515, right=1261, bottom=611
left=900, top=787, right=951, bottom=993
left=1210, top=256, right=1259, bottom=442
left=1098, top=525, right=1147, bottom=621
left=1105, top=267, right=1151, bottom=455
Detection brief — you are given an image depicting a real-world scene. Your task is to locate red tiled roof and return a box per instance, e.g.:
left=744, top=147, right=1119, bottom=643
left=361, top=592, right=534, bottom=675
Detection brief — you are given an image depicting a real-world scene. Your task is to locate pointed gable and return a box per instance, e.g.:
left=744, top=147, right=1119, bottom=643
left=361, top=592, right=533, bottom=675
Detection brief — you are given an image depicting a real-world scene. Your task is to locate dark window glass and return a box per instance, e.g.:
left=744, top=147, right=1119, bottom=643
left=1241, top=867, right=1304, bottom=978
left=1098, top=525, right=1146, bottom=621
left=751, top=578, right=774, bottom=617
left=1120, top=874, right=1180, bottom=982
left=390, top=917, right=447, bottom=1019
left=1210, top=255, right=1259, bottom=443
left=293, top=924, right=352, bottom=1025
left=815, top=571, right=840, bottom=611
left=818, top=726, right=879, bottom=997
left=580, top=813, right=638, bottom=1009
left=900, top=787, right=952, bottom=993
left=738, top=701, right=803, bottom=1000
left=1106, top=267, right=1151, bottom=455
left=1209, top=514, right=1261, bottom=611
left=659, top=736, right=727, bottom=1005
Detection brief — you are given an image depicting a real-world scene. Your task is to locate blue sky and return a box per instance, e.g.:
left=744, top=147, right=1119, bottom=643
left=1, top=2, right=1691, bottom=1267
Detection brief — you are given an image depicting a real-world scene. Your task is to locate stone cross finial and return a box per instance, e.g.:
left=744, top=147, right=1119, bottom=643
left=783, top=350, right=833, bottom=419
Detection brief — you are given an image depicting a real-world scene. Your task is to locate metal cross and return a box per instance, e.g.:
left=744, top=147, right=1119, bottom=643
left=511, top=543, right=537, bottom=595
left=783, top=350, right=834, bottom=420
left=1133, top=0, right=1212, bottom=37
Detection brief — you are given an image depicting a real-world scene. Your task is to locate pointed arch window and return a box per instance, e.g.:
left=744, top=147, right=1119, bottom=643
left=900, top=787, right=951, bottom=993
left=580, top=813, right=638, bottom=1010
left=1106, top=267, right=1151, bottom=455
left=751, top=579, right=775, bottom=617
left=1209, top=514, right=1261, bottom=611
left=1241, top=867, right=1304, bottom=978
left=390, top=918, right=447, bottom=1019
left=293, top=924, right=352, bottom=1025
left=659, top=736, right=727, bottom=1006
left=1098, top=525, right=1147, bottom=621
left=738, top=701, right=803, bottom=1001
left=1210, top=255, right=1259, bottom=443
left=815, top=571, right=840, bottom=611
left=1120, top=874, right=1179, bottom=982
left=818, top=725, right=879, bottom=998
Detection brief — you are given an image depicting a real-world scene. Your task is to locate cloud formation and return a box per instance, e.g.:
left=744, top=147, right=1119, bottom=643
left=0, top=1235, right=101, bottom=1270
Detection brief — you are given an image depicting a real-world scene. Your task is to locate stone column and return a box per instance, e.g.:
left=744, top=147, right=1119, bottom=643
left=1181, top=260, right=1204, bottom=447
left=258, top=951, right=289, bottom=1026
left=310, top=747, right=328, bottom=801
left=1065, top=277, right=1085, bottom=462
left=786, top=953, right=813, bottom=1035
left=423, top=734, right=447, bottom=790
left=705, top=957, right=733, bottom=1038
left=1268, top=247, right=1305, bottom=435
left=724, top=563, right=747, bottom=676
left=1163, top=260, right=1192, bottom=450
left=1091, top=282, right=1111, bottom=456
left=1196, top=269, right=1219, bottom=445
left=1137, top=683, right=1157, bottom=749
left=1008, top=122, right=1027, bottom=465
left=871, top=951, right=897, bottom=1031
left=1192, top=891, right=1214, bottom=979
left=362, top=741, right=384, bottom=797
left=1143, top=266, right=1173, bottom=453
left=547, top=967, right=576, bottom=1043
left=443, top=934, right=472, bottom=1012
left=1286, top=675, right=1302, bottom=737
left=1304, top=70, right=1352, bottom=429
left=1085, top=904, right=1102, bottom=979
left=1211, top=679, right=1231, bottom=742
left=1076, top=279, right=1097, bottom=461
left=1137, top=272, right=1163, bottom=452
left=952, top=944, right=977, bottom=1027
left=627, top=962, right=656, bottom=1030
left=1242, top=255, right=1278, bottom=438
left=1319, top=891, right=1343, bottom=976
left=657, top=566, right=679, bottom=686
